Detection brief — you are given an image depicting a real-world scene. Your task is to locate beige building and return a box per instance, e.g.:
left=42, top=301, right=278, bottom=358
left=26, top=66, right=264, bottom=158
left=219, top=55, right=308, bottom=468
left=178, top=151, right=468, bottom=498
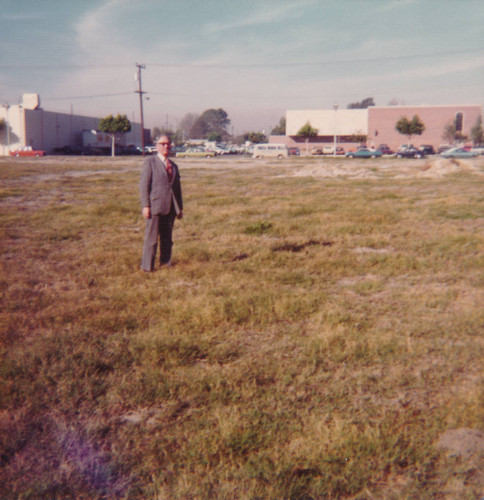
left=0, top=94, right=147, bottom=155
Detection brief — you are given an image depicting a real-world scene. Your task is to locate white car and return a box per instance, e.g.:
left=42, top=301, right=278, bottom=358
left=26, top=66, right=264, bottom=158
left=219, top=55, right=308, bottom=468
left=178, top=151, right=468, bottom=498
left=440, top=147, right=479, bottom=159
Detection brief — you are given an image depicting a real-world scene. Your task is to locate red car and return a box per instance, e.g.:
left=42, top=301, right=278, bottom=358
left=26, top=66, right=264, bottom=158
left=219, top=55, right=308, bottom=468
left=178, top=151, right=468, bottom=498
left=377, top=144, right=394, bottom=155
left=9, top=146, right=45, bottom=157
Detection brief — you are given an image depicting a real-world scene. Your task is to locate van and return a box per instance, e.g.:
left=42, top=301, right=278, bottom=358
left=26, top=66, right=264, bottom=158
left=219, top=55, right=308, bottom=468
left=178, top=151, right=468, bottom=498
left=252, top=143, right=288, bottom=159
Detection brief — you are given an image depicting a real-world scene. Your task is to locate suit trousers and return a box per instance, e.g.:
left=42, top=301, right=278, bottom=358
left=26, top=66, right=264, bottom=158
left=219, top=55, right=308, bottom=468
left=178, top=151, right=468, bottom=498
left=141, top=212, right=176, bottom=271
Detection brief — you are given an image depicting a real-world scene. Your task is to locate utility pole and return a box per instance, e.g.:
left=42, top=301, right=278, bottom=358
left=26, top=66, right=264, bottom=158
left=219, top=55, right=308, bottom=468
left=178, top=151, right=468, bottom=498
left=135, top=63, right=146, bottom=156
left=333, top=103, right=338, bottom=157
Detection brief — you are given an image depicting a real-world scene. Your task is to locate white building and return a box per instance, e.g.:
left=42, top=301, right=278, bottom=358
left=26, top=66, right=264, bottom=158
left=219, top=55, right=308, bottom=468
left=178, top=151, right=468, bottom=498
left=0, top=94, right=147, bottom=155
left=286, top=109, right=368, bottom=137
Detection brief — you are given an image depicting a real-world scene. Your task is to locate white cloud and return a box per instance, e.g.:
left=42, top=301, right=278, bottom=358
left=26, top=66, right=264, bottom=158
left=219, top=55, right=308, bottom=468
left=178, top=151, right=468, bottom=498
left=73, top=0, right=135, bottom=61
left=202, top=1, right=314, bottom=35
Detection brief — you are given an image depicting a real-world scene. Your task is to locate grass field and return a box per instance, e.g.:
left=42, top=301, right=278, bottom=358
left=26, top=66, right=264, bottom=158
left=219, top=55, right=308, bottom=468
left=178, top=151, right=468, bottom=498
left=0, top=155, right=483, bottom=498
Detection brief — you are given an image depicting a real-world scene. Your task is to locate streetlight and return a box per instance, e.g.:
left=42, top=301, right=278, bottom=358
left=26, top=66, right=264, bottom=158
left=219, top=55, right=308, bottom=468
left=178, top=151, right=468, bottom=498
left=333, top=103, right=338, bottom=156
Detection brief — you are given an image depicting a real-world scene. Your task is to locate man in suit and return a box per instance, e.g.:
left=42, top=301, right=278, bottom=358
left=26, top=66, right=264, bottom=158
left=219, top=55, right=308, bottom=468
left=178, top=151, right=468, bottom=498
left=139, top=135, right=183, bottom=272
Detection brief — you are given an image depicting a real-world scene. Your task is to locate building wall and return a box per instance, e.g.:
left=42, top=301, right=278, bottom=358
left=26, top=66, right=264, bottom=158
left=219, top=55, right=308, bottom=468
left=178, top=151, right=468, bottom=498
left=367, top=105, right=482, bottom=151
left=269, top=134, right=363, bottom=154
left=286, top=109, right=368, bottom=136
left=0, top=104, right=147, bottom=155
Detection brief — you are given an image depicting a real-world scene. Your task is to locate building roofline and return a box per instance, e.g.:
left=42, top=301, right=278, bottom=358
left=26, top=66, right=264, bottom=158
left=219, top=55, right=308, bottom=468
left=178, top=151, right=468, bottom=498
left=287, top=104, right=482, bottom=112
left=372, top=104, right=482, bottom=109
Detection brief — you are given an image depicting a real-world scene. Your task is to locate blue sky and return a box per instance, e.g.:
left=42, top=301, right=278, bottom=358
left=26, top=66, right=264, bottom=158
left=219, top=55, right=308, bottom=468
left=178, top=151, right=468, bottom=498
left=1, top=0, right=483, bottom=134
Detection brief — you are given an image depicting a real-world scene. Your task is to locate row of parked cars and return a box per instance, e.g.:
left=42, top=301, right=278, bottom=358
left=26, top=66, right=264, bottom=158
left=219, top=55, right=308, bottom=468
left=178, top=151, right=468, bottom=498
left=345, top=144, right=481, bottom=159
left=8, top=142, right=483, bottom=160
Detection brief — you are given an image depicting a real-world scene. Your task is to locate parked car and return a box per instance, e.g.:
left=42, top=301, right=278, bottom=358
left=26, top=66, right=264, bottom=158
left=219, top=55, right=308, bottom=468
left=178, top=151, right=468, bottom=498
left=176, top=148, right=216, bottom=158
left=440, top=147, right=479, bottom=159
left=437, top=144, right=453, bottom=154
left=9, top=146, right=45, bottom=157
left=52, top=145, right=90, bottom=155
left=310, top=146, right=342, bottom=155
left=419, top=145, right=435, bottom=155
left=345, top=148, right=382, bottom=159
left=287, top=147, right=300, bottom=156
left=395, top=146, right=424, bottom=159
left=377, top=144, right=394, bottom=155
left=211, top=145, right=230, bottom=155
left=471, top=146, right=484, bottom=155
left=120, top=145, right=143, bottom=155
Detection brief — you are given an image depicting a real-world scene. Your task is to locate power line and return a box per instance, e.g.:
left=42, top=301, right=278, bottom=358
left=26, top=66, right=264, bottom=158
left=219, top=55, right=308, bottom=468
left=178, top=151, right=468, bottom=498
left=1, top=47, right=482, bottom=70
left=146, top=47, right=484, bottom=68
left=42, top=92, right=134, bottom=101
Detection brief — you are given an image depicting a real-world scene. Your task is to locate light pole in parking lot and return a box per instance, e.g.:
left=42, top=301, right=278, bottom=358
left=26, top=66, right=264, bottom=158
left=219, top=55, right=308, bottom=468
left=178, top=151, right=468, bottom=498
left=333, top=103, right=338, bottom=156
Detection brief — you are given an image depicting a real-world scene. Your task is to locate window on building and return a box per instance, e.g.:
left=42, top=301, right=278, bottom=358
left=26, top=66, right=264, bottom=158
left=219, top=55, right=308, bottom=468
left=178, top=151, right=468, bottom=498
left=455, top=112, right=463, bottom=132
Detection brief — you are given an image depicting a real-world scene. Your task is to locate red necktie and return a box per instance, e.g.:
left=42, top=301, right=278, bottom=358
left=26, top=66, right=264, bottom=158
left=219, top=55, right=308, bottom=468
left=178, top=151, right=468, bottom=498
left=165, top=159, right=173, bottom=181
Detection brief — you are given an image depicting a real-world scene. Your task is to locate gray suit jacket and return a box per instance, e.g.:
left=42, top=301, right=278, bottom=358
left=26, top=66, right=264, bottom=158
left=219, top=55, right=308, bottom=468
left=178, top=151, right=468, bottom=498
left=139, top=155, right=183, bottom=216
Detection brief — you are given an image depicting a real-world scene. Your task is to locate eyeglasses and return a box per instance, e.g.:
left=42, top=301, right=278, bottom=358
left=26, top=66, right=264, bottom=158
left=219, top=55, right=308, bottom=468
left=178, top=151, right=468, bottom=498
left=157, top=142, right=170, bottom=146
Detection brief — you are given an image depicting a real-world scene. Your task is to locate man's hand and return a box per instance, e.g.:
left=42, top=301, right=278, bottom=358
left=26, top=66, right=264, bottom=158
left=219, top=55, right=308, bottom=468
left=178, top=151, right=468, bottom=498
left=142, top=206, right=151, bottom=219
left=176, top=211, right=183, bottom=220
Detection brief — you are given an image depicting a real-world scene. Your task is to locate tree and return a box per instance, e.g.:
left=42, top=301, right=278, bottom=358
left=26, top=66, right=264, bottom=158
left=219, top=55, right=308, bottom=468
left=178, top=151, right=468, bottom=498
left=442, top=121, right=456, bottom=144
left=178, top=113, right=198, bottom=141
left=470, top=115, right=483, bottom=145
left=152, top=126, right=182, bottom=145
left=347, top=97, right=375, bottom=109
left=441, top=119, right=467, bottom=145
left=395, top=115, right=425, bottom=142
left=349, top=133, right=367, bottom=144
left=207, top=131, right=222, bottom=142
left=189, top=108, right=230, bottom=139
left=271, top=116, right=286, bottom=135
left=99, top=114, right=132, bottom=157
left=152, top=126, right=163, bottom=140
left=0, top=118, right=5, bottom=147
left=296, top=121, right=319, bottom=155
left=244, top=132, right=266, bottom=144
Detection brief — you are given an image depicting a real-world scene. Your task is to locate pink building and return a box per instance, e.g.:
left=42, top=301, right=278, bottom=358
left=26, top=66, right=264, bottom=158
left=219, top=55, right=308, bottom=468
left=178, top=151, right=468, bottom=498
left=367, top=105, right=482, bottom=151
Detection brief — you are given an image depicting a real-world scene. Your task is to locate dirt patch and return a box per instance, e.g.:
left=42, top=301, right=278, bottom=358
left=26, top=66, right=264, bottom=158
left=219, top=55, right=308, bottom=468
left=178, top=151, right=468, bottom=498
left=287, top=157, right=484, bottom=179
left=417, top=158, right=477, bottom=178
left=436, top=428, right=484, bottom=458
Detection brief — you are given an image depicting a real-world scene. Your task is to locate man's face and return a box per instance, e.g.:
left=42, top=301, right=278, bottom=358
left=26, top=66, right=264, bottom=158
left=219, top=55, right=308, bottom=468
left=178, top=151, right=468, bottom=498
left=156, top=137, right=171, bottom=156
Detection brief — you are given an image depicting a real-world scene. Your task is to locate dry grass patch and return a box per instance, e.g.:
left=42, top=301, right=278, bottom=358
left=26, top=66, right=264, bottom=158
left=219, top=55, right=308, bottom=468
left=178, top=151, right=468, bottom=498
left=0, top=156, right=483, bottom=498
